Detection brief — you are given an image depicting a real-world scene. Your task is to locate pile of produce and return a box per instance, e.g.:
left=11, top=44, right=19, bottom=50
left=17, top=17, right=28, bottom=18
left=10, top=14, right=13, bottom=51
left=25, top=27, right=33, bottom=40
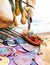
left=23, top=32, right=43, bottom=45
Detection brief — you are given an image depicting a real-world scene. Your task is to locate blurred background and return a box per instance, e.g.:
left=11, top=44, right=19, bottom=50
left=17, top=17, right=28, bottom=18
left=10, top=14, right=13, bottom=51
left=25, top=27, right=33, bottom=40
left=15, top=0, right=50, bottom=33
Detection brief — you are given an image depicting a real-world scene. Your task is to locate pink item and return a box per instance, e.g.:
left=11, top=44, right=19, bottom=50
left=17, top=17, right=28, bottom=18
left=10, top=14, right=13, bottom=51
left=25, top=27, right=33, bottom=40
left=0, top=58, right=2, bottom=61
left=35, top=54, right=44, bottom=65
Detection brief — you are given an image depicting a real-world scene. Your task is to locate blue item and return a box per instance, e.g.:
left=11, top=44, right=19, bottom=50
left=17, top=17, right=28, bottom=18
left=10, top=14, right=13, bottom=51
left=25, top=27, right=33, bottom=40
left=31, top=61, right=37, bottom=65
left=15, top=37, right=26, bottom=44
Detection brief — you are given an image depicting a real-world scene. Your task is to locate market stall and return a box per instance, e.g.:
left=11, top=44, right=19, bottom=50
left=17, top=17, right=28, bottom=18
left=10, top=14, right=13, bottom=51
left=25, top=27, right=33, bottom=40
left=0, top=0, right=50, bottom=65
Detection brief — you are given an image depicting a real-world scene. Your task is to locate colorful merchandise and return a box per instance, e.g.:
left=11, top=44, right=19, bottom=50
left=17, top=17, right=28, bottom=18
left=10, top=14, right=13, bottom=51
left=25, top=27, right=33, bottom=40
left=0, top=46, right=14, bottom=56
left=0, top=56, right=9, bottom=65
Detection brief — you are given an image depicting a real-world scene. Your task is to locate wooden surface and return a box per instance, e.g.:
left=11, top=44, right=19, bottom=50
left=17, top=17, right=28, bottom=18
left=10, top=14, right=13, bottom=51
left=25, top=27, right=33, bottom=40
left=38, top=32, right=50, bottom=65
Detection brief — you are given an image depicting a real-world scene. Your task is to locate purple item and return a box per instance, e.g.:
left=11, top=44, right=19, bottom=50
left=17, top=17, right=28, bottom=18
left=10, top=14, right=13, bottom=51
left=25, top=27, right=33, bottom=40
left=8, top=56, right=16, bottom=65
left=9, top=60, right=16, bottom=65
left=13, top=54, right=32, bottom=65
left=25, top=52, right=35, bottom=58
left=15, top=46, right=27, bottom=52
left=35, top=54, right=44, bottom=65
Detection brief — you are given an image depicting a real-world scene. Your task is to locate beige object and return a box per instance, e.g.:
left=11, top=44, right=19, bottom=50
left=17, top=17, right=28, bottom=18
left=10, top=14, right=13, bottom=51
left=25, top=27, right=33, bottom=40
left=0, top=56, right=9, bottom=65
left=0, top=20, right=12, bottom=28
left=40, top=35, right=50, bottom=65
left=21, top=9, right=27, bottom=24
left=0, top=0, right=13, bottom=28
left=24, top=6, right=33, bottom=17
left=27, top=0, right=36, bottom=8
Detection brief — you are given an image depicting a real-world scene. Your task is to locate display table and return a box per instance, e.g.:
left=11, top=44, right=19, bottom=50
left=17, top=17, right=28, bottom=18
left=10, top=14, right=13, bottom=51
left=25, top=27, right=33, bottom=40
left=0, top=32, right=50, bottom=65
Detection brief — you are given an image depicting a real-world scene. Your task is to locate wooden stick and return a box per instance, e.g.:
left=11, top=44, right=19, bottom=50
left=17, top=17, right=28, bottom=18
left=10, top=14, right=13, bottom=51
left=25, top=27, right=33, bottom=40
left=6, top=28, right=22, bottom=37
left=22, top=1, right=35, bottom=9
left=0, top=31, right=15, bottom=38
left=2, top=29, right=18, bottom=38
left=12, top=30, right=22, bottom=36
